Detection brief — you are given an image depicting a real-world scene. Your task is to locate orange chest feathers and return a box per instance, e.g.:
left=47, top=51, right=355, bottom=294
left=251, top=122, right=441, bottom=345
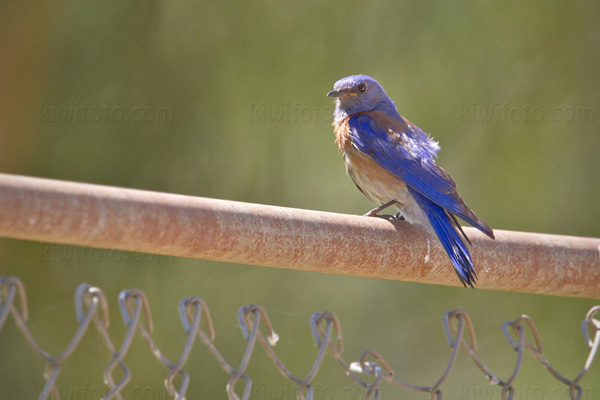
left=333, top=118, right=353, bottom=153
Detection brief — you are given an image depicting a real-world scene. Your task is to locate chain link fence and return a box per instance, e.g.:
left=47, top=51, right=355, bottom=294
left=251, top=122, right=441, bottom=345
left=0, top=276, right=599, bottom=400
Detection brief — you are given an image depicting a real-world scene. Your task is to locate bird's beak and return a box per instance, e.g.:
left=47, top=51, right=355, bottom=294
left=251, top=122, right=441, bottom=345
left=326, top=89, right=356, bottom=98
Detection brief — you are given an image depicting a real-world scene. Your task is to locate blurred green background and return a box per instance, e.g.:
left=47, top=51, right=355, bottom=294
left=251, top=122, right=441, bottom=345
left=1, top=1, right=599, bottom=398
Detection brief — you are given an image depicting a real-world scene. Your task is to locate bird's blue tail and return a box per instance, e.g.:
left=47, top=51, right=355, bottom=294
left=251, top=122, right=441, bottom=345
left=410, top=189, right=476, bottom=287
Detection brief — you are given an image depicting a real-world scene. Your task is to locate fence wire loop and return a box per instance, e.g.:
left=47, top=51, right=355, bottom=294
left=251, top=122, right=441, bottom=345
left=310, top=311, right=344, bottom=353
left=500, top=320, right=527, bottom=397
left=229, top=305, right=277, bottom=400
left=501, top=315, right=543, bottom=353
left=568, top=305, right=600, bottom=399
left=443, top=308, right=477, bottom=349
left=0, top=276, right=28, bottom=323
left=238, top=304, right=279, bottom=346
left=226, top=370, right=252, bottom=400
left=432, top=310, right=468, bottom=397
left=358, top=361, right=383, bottom=399
left=296, top=383, right=313, bottom=400
left=118, top=289, right=153, bottom=334
left=179, top=296, right=215, bottom=341
left=76, top=283, right=110, bottom=329
left=570, top=385, right=583, bottom=400
left=1, top=276, right=599, bottom=400
left=349, top=350, right=391, bottom=400
left=358, top=350, right=395, bottom=378
left=582, top=305, right=600, bottom=348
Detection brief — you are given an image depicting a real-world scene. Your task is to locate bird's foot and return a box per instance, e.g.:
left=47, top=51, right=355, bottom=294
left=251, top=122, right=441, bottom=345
left=363, top=201, right=403, bottom=222
left=364, top=213, right=398, bottom=222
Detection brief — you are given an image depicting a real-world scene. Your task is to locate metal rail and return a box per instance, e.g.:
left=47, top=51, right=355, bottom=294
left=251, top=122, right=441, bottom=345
left=0, top=173, right=598, bottom=298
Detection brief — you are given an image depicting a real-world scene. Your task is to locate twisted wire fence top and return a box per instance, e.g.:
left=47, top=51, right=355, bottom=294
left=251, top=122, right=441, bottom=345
left=1, top=276, right=598, bottom=400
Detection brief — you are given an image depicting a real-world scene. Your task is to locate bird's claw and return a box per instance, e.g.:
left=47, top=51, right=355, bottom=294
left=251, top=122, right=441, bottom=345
left=393, top=212, right=405, bottom=221
left=364, top=211, right=405, bottom=222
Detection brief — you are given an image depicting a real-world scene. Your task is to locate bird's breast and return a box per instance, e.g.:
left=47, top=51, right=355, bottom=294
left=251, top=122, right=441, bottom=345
left=343, top=146, right=410, bottom=205
left=334, top=117, right=409, bottom=204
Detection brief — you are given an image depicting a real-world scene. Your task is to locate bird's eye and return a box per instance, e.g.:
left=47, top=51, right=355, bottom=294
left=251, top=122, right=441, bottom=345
left=358, top=83, right=367, bottom=93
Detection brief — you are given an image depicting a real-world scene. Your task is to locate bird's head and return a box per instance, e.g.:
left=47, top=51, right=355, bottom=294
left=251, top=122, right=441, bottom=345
left=327, top=75, right=398, bottom=122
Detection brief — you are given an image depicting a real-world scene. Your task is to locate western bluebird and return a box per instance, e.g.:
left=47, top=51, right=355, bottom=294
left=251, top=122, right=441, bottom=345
left=327, top=75, right=494, bottom=287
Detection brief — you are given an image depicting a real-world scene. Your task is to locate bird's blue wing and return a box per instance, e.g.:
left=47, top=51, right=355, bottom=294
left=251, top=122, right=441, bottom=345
left=348, top=113, right=494, bottom=239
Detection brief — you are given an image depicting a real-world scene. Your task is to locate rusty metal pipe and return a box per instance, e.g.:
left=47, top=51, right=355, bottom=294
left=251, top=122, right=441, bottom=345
left=0, top=173, right=598, bottom=298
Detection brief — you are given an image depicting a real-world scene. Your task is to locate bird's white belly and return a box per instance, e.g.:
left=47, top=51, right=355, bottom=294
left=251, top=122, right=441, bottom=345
left=344, top=150, right=431, bottom=229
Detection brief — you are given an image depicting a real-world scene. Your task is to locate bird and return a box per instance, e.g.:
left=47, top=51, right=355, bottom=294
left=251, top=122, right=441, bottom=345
left=327, top=75, right=494, bottom=287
